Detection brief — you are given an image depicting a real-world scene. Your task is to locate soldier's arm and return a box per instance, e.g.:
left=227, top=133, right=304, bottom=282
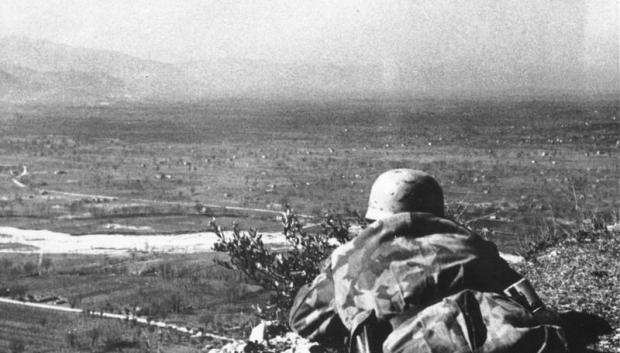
left=288, top=264, right=347, bottom=348
left=475, top=236, right=560, bottom=320
left=487, top=255, right=524, bottom=292
left=289, top=218, right=398, bottom=346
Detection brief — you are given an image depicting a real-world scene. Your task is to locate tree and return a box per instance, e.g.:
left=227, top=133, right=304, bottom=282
left=87, top=327, right=101, bottom=347
left=68, top=294, right=82, bottom=308
left=41, top=258, right=53, bottom=274
left=0, top=258, right=12, bottom=274
left=167, top=292, right=183, bottom=313
left=65, top=330, right=77, bottom=348
left=22, top=261, right=37, bottom=276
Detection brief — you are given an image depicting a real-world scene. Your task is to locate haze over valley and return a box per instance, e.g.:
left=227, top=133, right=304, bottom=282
left=1, top=0, right=617, bottom=103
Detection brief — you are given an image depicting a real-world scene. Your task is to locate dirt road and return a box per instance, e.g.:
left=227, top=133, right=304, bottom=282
left=0, top=297, right=235, bottom=342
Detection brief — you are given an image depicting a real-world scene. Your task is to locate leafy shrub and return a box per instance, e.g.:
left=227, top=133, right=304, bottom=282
left=212, top=208, right=353, bottom=318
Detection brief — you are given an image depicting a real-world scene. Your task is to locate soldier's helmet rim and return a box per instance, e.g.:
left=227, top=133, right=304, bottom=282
left=365, top=169, right=445, bottom=220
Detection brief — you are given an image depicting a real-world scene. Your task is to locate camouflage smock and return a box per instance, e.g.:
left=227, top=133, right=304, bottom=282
left=289, top=212, right=568, bottom=352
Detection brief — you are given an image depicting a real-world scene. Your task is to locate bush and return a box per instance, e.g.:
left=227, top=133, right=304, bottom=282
left=22, top=261, right=37, bottom=276
left=212, top=208, right=353, bottom=318
left=65, top=330, right=77, bottom=348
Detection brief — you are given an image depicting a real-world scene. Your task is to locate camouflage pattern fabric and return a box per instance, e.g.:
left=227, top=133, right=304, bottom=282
left=383, top=290, right=569, bottom=353
left=289, top=212, right=568, bottom=352
left=329, top=212, right=522, bottom=333
left=289, top=258, right=348, bottom=348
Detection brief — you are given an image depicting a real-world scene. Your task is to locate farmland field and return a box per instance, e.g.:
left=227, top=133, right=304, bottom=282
left=0, top=300, right=217, bottom=353
left=0, top=98, right=618, bottom=249
left=0, top=252, right=268, bottom=352
left=0, top=97, right=618, bottom=352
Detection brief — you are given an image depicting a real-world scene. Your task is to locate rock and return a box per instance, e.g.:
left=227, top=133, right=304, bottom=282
left=282, top=341, right=326, bottom=353
left=271, top=332, right=326, bottom=353
left=215, top=340, right=247, bottom=353
left=606, top=223, right=620, bottom=232
left=249, top=321, right=267, bottom=343
left=536, top=250, right=558, bottom=261
left=499, top=252, right=524, bottom=264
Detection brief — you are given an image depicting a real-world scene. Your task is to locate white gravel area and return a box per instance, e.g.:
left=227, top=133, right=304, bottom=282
left=0, top=226, right=523, bottom=263
left=0, top=226, right=288, bottom=255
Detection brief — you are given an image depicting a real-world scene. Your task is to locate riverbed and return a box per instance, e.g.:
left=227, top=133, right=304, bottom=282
left=0, top=225, right=524, bottom=263
left=0, top=226, right=289, bottom=255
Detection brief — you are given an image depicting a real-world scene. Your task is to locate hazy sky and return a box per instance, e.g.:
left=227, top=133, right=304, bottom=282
left=1, top=0, right=618, bottom=93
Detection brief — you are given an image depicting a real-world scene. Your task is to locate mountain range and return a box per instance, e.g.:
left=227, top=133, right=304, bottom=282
left=1, top=36, right=616, bottom=104
left=0, top=36, right=385, bottom=103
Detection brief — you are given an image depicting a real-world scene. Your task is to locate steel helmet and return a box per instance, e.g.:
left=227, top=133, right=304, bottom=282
left=365, top=169, right=444, bottom=220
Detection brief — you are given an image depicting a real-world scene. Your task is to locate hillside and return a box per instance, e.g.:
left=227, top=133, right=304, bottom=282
left=0, top=36, right=383, bottom=103
left=513, top=228, right=620, bottom=352
left=208, top=216, right=620, bottom=353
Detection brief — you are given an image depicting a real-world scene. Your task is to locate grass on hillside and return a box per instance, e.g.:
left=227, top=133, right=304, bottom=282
left=514, top=224, right=620, bottom=353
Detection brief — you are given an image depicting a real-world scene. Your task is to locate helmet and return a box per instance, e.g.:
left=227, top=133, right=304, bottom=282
left=365, top=169, right=444, bottom=220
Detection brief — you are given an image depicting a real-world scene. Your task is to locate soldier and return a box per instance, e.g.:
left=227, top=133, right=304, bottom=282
left=289, top=169, right=568, bottom=353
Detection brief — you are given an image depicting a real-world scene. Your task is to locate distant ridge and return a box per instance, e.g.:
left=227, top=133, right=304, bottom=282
left=0, top=36, right=616, bottom=104
left=0, top=36, right=384, bottom=103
